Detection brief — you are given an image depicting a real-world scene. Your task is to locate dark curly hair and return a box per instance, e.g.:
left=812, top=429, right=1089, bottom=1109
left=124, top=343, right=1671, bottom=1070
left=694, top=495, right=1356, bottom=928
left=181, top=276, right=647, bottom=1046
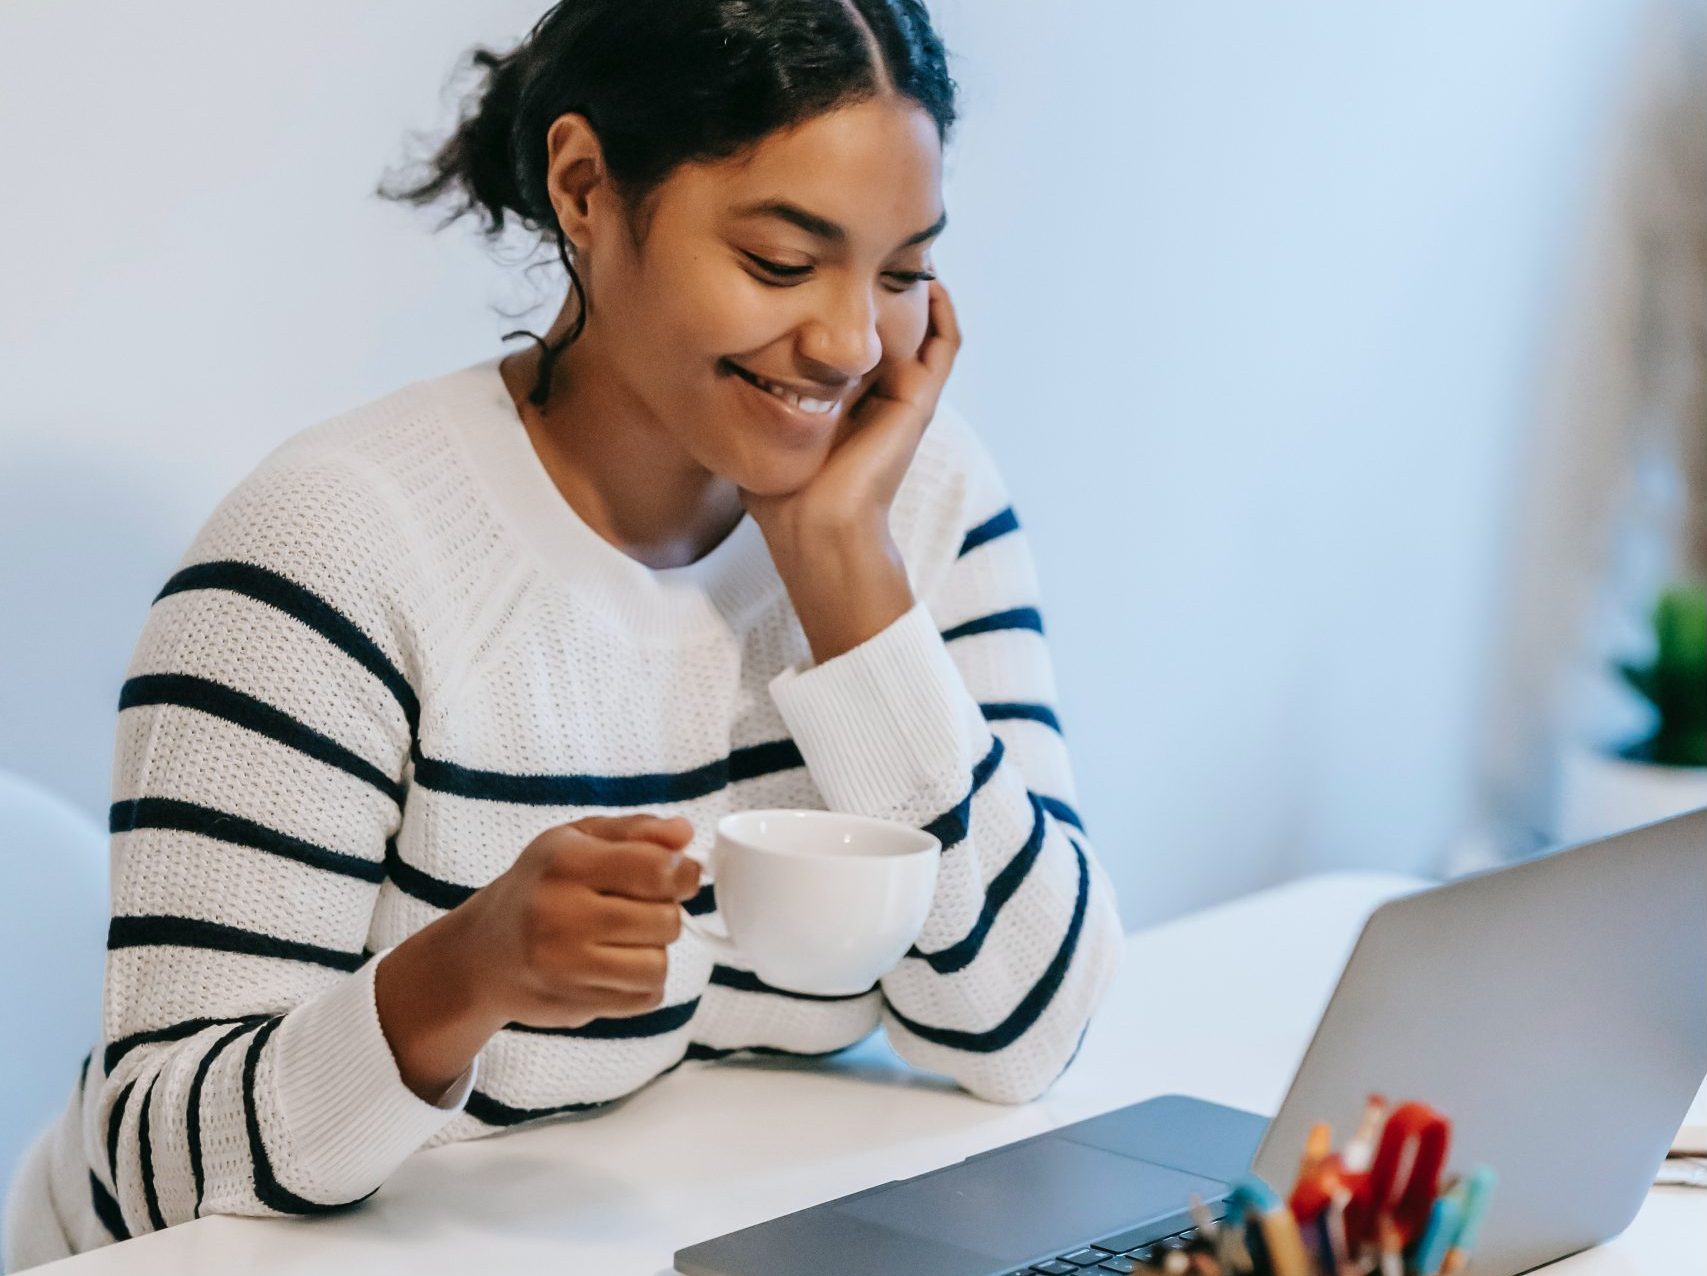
left=379, top=0, right=958, bottom=408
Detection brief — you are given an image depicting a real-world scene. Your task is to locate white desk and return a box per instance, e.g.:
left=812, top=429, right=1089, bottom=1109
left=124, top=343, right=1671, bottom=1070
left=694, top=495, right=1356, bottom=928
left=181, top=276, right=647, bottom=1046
left=37, top=872, right=1705, bottom=1275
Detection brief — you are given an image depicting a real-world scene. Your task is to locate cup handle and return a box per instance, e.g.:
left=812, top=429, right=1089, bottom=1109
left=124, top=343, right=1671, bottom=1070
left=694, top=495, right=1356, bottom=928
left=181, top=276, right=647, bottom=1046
left=680, top=906, right=739, bottom=963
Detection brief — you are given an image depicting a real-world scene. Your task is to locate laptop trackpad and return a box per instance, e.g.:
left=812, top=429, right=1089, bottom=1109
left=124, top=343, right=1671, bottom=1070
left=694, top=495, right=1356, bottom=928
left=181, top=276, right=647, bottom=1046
left=836, top=1136, right=1228, bottom=1262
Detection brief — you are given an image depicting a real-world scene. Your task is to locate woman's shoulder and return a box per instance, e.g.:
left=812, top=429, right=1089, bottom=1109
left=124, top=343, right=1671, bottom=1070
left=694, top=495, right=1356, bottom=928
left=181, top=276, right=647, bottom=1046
left=176, top=366, right=481, bottom=599
left=261, top=364, right=466, bottom=493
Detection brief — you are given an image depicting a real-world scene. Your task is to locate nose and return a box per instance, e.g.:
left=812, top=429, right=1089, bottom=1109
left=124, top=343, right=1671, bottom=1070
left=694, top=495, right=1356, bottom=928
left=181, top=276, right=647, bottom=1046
left=798, top=281, right=883, bottom=384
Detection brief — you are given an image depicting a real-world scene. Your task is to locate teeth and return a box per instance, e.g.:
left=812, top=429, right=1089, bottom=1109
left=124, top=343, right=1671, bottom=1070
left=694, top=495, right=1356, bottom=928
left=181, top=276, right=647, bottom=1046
left=740, top=367, right=838, bottom=415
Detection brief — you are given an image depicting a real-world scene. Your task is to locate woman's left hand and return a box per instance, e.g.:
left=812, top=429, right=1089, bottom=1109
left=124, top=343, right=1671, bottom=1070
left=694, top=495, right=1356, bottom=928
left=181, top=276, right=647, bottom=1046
left=740, top=280, right=961, bottom=663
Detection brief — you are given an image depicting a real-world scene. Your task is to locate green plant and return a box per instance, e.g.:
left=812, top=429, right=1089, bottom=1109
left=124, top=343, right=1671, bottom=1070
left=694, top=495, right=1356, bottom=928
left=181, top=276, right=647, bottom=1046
left=1617, top=584, right=1707, bottom=766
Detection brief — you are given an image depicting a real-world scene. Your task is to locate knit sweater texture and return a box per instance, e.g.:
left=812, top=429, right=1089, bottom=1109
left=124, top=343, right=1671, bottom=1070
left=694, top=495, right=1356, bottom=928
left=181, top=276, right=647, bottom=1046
left=2, top=354, right=1124, bottom=1270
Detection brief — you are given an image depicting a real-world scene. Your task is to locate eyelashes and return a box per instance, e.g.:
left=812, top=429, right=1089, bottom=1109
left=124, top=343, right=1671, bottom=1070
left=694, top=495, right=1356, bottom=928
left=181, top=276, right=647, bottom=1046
left=744, top=252, right=811, bottom=279
left=742, top=251, right=935, bottom=291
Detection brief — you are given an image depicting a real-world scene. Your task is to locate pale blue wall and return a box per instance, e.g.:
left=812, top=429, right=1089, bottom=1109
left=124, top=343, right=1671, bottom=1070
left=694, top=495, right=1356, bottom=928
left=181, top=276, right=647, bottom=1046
left=927, top=0, right=1645, bottom=920
left=0, top=0, right=1647, bottom=945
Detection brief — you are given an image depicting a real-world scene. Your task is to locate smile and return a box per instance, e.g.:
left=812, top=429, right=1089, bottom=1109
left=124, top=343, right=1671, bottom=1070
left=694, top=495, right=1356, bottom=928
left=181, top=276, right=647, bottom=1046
left=724, top=362, right=842, bottom=416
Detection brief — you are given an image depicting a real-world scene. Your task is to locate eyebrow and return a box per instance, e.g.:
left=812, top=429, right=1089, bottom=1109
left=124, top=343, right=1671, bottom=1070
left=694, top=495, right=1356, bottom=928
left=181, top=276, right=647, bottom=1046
left=733, top=199, right=947, bottom=249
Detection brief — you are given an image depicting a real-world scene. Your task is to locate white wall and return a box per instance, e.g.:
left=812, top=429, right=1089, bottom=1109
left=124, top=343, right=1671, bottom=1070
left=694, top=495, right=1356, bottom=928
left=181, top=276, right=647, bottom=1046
left=925, top=0, right=1654, bottom=919
left=0, top=0, right=1653, bottom=940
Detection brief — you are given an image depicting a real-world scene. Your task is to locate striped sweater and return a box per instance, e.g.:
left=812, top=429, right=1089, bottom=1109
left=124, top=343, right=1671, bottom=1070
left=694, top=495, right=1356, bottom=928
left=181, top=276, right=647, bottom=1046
left=3, top=354, right=1124, bottom=1270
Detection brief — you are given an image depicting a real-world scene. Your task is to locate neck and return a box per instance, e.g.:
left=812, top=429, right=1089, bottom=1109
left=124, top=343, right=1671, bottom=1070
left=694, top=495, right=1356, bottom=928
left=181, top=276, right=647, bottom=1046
left=497, top=305, right=746, bottom=571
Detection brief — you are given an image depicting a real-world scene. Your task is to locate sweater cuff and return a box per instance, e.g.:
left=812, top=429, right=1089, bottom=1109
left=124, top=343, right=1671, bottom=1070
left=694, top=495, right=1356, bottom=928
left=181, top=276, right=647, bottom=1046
left=272, top=950, right=475, bottom=1201
left=768, top=599, right=984, bottom=822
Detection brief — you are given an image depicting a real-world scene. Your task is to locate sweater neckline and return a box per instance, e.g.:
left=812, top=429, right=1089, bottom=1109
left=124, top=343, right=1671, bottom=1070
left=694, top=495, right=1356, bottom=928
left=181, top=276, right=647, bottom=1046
left=434, top=353, right=786, bottom=637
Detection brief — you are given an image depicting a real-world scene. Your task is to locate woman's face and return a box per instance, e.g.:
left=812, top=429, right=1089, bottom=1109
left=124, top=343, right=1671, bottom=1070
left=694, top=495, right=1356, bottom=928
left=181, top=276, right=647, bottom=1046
left=577, top=96, right=945, bottom=496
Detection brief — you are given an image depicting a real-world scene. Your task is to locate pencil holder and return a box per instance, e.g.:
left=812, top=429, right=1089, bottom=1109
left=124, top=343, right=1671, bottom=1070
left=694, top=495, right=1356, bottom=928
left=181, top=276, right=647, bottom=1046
left=1127, top=1094, right=1496, bottom=1276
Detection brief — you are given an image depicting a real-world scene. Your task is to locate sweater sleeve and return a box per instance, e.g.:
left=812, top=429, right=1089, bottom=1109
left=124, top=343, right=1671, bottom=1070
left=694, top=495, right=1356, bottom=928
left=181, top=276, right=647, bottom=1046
left=89, top=451, right=473, bottom=1241
left=766, top=419, right=1125, bottom=1105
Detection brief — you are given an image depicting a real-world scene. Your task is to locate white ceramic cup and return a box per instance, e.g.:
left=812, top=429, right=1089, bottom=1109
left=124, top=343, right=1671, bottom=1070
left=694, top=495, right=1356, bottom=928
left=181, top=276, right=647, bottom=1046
left=680, top=808, right=941, bottom=997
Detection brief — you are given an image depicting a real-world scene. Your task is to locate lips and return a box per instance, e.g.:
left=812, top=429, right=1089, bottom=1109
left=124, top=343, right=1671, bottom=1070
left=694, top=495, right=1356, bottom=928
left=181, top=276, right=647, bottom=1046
left=723, top=360, right=844, bottom=416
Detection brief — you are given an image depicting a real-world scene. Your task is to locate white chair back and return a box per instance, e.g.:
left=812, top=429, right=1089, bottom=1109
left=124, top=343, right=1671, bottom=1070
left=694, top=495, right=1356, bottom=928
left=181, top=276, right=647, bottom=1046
left=0, top=771, right=106, bottom=1230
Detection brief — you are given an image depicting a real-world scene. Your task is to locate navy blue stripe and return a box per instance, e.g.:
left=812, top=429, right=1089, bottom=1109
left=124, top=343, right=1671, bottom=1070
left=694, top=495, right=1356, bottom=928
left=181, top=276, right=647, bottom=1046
left=941, top=606, right=1043, bottom=643
left=464, top=1039, right=851, bottom=1126
left=109, top=915, right=365, bottom=973
left=958, top=506, right=1019, bottom=557
left=683, top=881, right=718, bottom=916
left=384, top=838, right=476, bottom=910
left=189, top=1020, right=269, bottom=1217
left=708, top=965, right=876, bottom=1003
left=884, top=835, right=1091, bottom=1053
left=980, top=701, right=1063, bottom=734
left=159, top=559, right=419, bottom=733
left=89, top=1171, right=130, bottom=1242
left=908, top=792, right=1050, bottom=975
left=385, top=847, right=719, bottom=918
left=465, top=1090, right=615, bottom=1126
left=120, top=673, right=404, bottom=806
left=683, top=1041, right=861, bottom=1062
left=137, top=1074, right=167, bottom=1232
left=504, top=997, right=700, bottom=1040
left=727, top=737, right=806, bottom=782
left=410, top=736, right=804, bottom=807
left=156, top=560, right=420, bottom=735
left=107, top=1078, right=137, bottom=1189
left=106, top=1013, right=266, bottom=1076
left=242, top=1018, right=377, bottom=1213
left=111, top=797, right=384, bottom=884
left=1037, top=795, right=1085, bottom=832
left=78, top=1051, right=91, bottom=1095
left=467, top=1047, right=705, bottom=1127
left=923, top=736, right=1006, bottom=851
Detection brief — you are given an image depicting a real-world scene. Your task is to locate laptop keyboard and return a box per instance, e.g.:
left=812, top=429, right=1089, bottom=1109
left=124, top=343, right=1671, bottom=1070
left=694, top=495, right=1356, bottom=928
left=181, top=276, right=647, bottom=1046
left=998, top=1221, right=1213, bottom=1275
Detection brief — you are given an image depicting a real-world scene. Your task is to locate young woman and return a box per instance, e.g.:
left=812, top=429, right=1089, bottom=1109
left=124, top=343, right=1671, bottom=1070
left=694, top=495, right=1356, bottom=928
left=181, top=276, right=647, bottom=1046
left=3, top=1, right=1123, bottom=1267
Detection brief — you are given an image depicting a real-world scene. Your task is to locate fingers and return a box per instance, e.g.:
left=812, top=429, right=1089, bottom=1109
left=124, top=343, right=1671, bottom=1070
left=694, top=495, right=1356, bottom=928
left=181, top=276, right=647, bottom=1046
left=580, top=943, right=670, bottom=996
left=572, top=813, right=693, bottom=849
left=635, top=815, right=695, bottom=848
left=920, top=279, right=960, bottom=378
left=583, top=894, right=684, bottom=947
left=594, top=989, right=674, bottom=1018
left=549, top=836, right=702, bottom=903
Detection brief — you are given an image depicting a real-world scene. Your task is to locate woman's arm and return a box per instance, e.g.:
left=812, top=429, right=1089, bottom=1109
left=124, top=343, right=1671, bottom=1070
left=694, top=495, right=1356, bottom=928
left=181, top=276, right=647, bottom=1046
left=765, top=425, right=1124, bottom=1104
left=93, top=455, right=465, bottom=1236
left=374, top=811, right=700, bottom=1103
left=743, top=283, right=1121, bottom=1103
left=98, top=448, right=705, bottom=1241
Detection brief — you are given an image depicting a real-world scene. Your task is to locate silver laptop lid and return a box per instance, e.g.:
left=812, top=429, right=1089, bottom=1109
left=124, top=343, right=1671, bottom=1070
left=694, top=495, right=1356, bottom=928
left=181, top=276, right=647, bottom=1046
left=1252, top=806, right=1707, bottom=1275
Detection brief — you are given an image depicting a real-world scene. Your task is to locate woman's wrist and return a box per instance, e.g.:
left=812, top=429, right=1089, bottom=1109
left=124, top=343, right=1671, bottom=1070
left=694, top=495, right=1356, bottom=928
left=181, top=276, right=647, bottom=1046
left=375, top=902, right=507, bottom=1103
left=765, top=518, right=915, bottom=664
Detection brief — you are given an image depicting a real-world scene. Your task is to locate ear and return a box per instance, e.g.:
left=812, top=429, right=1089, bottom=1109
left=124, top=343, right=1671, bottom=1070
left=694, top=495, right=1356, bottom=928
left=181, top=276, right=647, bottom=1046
left=542, top=112, right=607, bottom=251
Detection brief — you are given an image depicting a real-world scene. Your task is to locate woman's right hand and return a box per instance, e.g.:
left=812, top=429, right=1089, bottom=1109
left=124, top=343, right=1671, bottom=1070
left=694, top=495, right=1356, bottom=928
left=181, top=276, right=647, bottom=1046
left=464, top=813, right=701, bottom=1027
left=375, top=813, right=702, bottom=1102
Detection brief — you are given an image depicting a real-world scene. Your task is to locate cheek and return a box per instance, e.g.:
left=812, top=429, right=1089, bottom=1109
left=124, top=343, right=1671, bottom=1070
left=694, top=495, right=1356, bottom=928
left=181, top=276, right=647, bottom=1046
left=876, top=295, right=931, bottom=368
left=651, top=274, right=930, bottom=379
left=631, top=254, right=764, bottom=362
left=707, top=292, right=786, bottom=355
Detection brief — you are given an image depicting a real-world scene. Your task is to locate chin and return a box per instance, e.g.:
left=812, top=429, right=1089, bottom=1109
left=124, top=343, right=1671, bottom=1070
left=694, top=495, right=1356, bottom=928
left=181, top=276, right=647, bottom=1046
left=730, top=452, right=824, bottom=499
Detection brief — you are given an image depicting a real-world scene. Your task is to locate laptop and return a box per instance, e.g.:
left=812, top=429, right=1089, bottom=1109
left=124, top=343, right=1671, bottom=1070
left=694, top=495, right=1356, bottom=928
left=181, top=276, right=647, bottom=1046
left=674, top=805, right=1707, bottom=1276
